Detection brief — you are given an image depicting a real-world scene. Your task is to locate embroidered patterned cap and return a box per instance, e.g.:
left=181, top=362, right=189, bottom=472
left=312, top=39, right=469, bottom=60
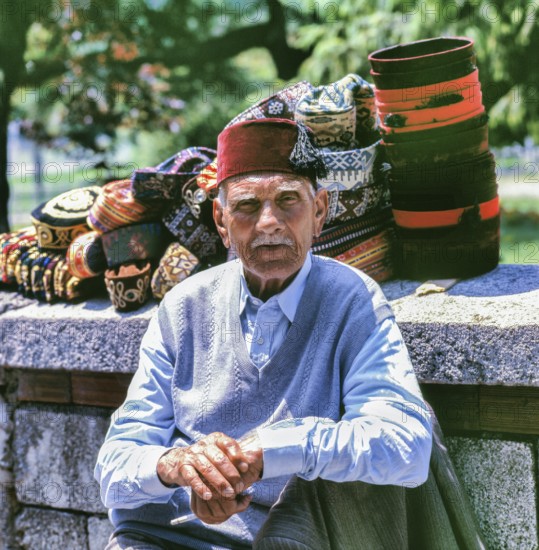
left=317, top=141, right=383, bottom=192
left=131, top=147, right=216, bottom=201
left=88, top=179, right=163, bottom=233
left=333, top=229, right=394, bottom=282
left=225, top=81, right=314, bottom=128
left=66, top=231, right=107, bottom=279
left=31, top=186, right=102, bottom=251
left=151, top=242, right=200, bottom=300
left=105, top=261, right=152, bottom=312
left=324, top=183, right=390, bottom=228
left=312, top=206, right=394, bottom=259
left=100, top=222, right=171, bottom=268
left=0, top=227, right=37, bottom=285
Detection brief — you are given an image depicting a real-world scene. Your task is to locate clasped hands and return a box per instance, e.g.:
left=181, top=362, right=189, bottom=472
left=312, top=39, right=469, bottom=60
left=157, top=432, right=263, bottom=524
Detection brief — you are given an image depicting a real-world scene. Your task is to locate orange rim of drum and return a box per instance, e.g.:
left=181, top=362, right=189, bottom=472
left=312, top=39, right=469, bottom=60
left=373, top=69, right=480, bottom=104
left=376, top=83, right=481, bottom=113
left=392, top=196, right=499, bottom=228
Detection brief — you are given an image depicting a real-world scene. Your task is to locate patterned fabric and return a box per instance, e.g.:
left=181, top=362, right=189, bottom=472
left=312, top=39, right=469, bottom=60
left=19, top=247, right=41, bottom=297
left=162, top=204, right=225, bottom=265
left=30, top=253, right=51, bottom=301
left=151, top=242, right=200, bottom=300
left=295, top=80, right=356, bottom=151
left=43, top=254, right=63, bottom=303
left=334, top=230, right=394, bottom=282
left=196, top=160, right=218, bottom=195
left=324, top=183, right=389, bottom=227
left=312, top=206, right=394, bottom=258
left=294, top=73, right=378, bottom=150
left=53, top=259, right=71, bottom=300
left=0, top=227, right=36, bottom=284
left=105, top=261, right=152, bottom=312
left=131, top=147, right=216, bottom=201
left=225, top=81, right=314, bottom=128
left=31, top=186, right=101, bottom=251
left=66, top=231, right=107, bottom=279
left=101, top=222, right=170, bottom=268
left=317, top=141, right=382, bottom=191
left=88, top=179, right=163, bottom=233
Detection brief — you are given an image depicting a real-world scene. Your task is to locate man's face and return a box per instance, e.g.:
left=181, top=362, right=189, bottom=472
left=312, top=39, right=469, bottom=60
left=213, top=172, right=327, bottom=295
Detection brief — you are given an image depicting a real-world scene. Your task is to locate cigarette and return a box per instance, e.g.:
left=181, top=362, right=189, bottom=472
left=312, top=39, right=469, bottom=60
left=170, top=513, right=197, bottom=526
left=170, top=486, right=255, bottom=526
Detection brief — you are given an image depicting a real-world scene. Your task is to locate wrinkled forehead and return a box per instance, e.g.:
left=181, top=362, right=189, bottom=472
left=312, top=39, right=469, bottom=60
left=223, top=171, right=313, bottom=198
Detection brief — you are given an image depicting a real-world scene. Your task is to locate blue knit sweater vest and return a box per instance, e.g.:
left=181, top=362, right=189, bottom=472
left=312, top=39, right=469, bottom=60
left=112, top=255, right=393, bottom=548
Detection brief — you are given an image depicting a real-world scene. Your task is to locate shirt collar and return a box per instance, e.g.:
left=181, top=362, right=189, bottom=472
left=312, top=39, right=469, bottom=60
left=239, top=252, right=313, bottom=323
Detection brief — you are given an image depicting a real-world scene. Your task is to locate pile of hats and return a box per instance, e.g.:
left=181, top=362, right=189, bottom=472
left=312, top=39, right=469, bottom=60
left=0, top=186, right=105, bottom=302
left=130, top=146, right=226, bottom=304
left=368, top=37, right=499, bottom=279
left=293, top=74, right=395, bottom=282
left=0, top=146, right=226, bottom=311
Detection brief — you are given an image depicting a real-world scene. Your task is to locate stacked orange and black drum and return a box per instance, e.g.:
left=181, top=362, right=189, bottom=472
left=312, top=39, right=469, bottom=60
left=368, top=37, right=500, bottom=279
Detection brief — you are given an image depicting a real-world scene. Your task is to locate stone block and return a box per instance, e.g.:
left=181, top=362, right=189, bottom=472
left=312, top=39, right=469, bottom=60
left=0, top=297, right=154, bottom=373
left=13, top=404, right=111, bottom=514
left=0, top=395, right=15, bottom=549
left=15, top=507, right=88, bottom=550
left=446, top=436, right=537, bottom=549
left=384, top=264, right=539, bottom=386
left=88, top=516, right=113, bottom=550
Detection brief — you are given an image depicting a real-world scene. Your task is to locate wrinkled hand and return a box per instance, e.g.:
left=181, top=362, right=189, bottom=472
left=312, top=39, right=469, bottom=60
left=157, top=432, right=263, bottom=502
left=190, top=486, right=253, bottom=524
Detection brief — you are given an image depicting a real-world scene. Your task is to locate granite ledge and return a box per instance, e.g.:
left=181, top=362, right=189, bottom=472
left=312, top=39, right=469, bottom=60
left=0, top=264, right=537, bottom=383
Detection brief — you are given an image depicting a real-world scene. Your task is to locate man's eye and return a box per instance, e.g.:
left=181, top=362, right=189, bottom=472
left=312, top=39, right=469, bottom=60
left=236, top=201, right=258, bottom=211
left=280, top=195, right=298, bottom=204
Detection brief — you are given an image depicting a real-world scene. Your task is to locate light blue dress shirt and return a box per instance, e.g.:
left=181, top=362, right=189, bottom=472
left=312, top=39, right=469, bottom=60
left=239, top=253, right=312, bottom=368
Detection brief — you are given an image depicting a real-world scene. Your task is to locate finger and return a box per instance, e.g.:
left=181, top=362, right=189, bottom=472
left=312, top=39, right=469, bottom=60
left=233, top=493, right=253, bottom=515
left=213, top=435, right=250, bottom=473
left=203, top=447, right=244, bottom=495
left=179, top=464, right=212, bottom=501
left=192, top=453, right=237, bottom=498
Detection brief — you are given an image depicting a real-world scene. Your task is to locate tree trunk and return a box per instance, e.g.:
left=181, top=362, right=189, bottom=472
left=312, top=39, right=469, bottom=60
left=0, top=82, right=12, bottom=233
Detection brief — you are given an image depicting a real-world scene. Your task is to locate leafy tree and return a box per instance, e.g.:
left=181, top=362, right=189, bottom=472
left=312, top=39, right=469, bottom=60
left=295, top=0, right=539, bottom=145
left=0, top=0, right=312, bottom=232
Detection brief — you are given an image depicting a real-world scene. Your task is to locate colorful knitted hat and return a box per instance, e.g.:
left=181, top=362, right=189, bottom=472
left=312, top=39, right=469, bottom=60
left=162, top=204, right=225, bottom=266
left=295, top=78, right=356, bottom=151
left=334, top=229, right=394, bottom=282
left=105, top=261, right=152, bottom=312
left=100, top=222, right=170, bottom=268
left=31, top=186, right=102, bottom=250
left=216, top=118, right=326, bottom=185
left=88, top=179, right=163, bottom=233
left=317, top=141, right=383, bottom=192
left=131, top=147, right=216, bottom=201
left=324, top=184, right=389, bottom=228
left=151, top=242, right=200, bottom=300
left=66, top=231, right=107, bottom=279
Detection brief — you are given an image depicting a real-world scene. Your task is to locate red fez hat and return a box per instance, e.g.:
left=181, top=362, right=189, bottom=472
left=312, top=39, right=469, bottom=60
left=217, top=118, right=324, bottom=186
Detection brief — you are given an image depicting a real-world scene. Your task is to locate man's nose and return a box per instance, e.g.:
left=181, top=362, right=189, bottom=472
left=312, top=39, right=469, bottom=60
left=256, top=201, right=283, bottom=233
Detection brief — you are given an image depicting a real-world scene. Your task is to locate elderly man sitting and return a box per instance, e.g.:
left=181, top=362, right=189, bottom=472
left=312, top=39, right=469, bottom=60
left=95, top=118, right=433, bottom=549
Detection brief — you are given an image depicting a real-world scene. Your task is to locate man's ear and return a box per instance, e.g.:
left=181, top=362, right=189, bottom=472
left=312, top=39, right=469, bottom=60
left=313, top=188, right=328, bottom=237
left=213, top=198, right=230, bottom=248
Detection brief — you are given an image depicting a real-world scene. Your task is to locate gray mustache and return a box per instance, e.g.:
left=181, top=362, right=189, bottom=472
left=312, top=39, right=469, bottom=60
left=250, top=237, right=295, bottom=249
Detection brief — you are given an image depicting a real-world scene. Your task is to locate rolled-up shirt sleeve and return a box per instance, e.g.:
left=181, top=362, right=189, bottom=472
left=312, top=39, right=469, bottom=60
left=257, top=316, right=433, bottom=486
left=94, top=313, right=179, bottom=509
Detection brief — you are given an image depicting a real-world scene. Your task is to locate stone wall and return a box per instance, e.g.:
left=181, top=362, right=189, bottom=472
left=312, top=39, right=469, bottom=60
left=0, top=264, right=538, bottom=549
